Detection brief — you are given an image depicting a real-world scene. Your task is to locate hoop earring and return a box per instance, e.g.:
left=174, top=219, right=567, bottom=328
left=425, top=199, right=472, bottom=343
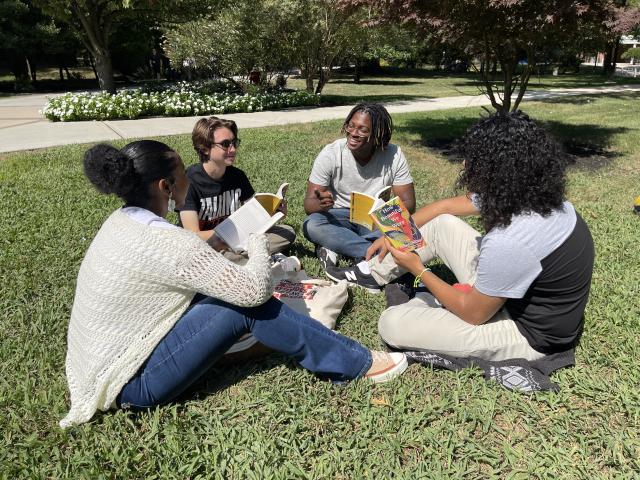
left=167, top=190, right=176, bottom=212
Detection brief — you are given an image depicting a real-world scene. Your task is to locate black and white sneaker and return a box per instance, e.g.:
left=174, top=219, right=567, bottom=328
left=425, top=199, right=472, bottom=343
left=316, top=246, right=339, bottom=271
left=325, top=265, right=382, bottom=294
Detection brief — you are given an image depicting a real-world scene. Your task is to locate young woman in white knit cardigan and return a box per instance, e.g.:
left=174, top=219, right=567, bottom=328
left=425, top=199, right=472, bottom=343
left=60, top=140, right=407, bottom=428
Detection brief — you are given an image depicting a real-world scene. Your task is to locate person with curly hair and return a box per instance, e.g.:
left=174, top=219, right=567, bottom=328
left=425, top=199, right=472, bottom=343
left=59, top=140, right=408, bottom=428
left=302, top=103, right=416, bottom=271
left=326, top=112, right=595, bottom=361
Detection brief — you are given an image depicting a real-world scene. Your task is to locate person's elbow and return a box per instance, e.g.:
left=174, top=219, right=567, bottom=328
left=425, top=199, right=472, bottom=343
left=459, top=311, right=491, bottom=326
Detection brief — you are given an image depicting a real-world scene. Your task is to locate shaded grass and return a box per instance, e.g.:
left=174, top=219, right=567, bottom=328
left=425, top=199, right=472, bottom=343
left=287, top=66, right=640, bottom=106
left=1, top=94, right=639, bottom=478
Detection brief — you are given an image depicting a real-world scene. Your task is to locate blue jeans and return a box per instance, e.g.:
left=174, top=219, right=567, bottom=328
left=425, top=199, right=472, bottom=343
left=303, top=208, right=382, bottom=260
left=117, top=296, right=372, bottom=409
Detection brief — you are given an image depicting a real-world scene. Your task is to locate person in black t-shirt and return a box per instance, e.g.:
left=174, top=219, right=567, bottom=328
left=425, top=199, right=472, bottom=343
left=179, top=117, right=295, bottom=263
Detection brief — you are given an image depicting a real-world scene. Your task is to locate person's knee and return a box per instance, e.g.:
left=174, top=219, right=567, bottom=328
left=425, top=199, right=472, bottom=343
left=378, top=307, right=407, bottom=348
left=302, top=213, right=326, bottom=243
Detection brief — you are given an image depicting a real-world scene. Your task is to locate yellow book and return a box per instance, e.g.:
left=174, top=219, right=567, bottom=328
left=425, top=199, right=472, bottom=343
left=349, top=185, right=393, bottom=230
left=254, top=183, right=289, bottom=216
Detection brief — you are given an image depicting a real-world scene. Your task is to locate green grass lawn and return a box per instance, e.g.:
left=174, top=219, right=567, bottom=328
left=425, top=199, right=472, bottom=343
left=1, top=93, right=639, bottom=478
left=287, top=66, right=640, bottom=106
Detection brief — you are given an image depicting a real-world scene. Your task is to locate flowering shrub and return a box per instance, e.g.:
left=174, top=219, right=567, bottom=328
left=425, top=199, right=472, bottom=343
left=42, top=82, right=319, bottom=122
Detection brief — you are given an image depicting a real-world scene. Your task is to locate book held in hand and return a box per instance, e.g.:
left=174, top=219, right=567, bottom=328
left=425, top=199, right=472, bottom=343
left=254, top=183, right=289, bottom=216
left=369, top=196, right=425, bottom=252
left=214, top=197, right=284, bottom=252
left=349, top=185, right=393, bottom=230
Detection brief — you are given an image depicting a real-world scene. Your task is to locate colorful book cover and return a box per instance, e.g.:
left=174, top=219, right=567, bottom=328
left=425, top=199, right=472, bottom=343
left=369, top=197, right=425, bottom=251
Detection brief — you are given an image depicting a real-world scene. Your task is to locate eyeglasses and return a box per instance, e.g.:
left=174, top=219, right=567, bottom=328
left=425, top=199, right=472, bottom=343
left=212, top=138, right=241, bottom=150
left=345, top=123, right=371, bottom=137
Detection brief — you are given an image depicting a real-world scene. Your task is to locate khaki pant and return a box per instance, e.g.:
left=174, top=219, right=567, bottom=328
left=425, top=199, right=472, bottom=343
left=222, top=224, right=296, bottom=266
left=370, top=214, right=546, bottom=362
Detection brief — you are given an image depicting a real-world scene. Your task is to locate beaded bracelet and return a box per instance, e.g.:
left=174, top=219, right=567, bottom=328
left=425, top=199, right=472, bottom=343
left=413, top=268, right=431, bottom=288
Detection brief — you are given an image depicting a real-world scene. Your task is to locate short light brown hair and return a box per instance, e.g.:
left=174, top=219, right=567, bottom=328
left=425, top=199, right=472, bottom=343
left=191, top=117, right=239, bottom=163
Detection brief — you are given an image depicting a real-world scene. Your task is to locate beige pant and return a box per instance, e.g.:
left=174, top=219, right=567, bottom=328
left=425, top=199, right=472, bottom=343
left=371, top=214, right=546, bottom=362
left=223, top=224, right=296, bottom=266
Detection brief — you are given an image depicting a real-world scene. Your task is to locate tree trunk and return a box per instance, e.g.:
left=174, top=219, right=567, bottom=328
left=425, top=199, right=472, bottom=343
left=26, top=57, right=36, bottom=83
left=354, top=59, right=361, bottom=84
left=305, top=70, right=314, bottom=92
left=59, top=66, right=65, bottom=81
left=602, top=40, right=618, bottom=76
left=610, top=37, right=621, bottom=75
left=88, top=55, right=99, bottom=80
left=94, top=49, right=116, bottom=93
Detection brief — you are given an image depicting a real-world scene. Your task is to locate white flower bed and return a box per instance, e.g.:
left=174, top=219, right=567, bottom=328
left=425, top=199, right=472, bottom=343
left=42, top=84, right=320, bottom=122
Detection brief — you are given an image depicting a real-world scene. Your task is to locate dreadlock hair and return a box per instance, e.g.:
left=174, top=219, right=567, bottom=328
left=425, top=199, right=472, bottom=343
left=341, top=103, right=393, bottom=151
left=456, top=111, right=567, bottom=232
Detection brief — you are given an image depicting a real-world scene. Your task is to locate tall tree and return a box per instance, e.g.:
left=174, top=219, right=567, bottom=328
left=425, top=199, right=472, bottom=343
left=344, top=0, right=640, bottom=112
left=32, top=0, right=210, bottom=93
left=164, top=0, right=365, bottom=94
left=1, top=1, right=82, bottom=88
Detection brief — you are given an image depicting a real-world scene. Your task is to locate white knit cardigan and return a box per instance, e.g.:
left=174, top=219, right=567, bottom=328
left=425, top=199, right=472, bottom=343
left=60, top=209, right=272, bottom=428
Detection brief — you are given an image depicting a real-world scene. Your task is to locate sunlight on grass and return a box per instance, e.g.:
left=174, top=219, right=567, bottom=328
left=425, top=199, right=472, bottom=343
left=1, top=93, right=638, bottom=477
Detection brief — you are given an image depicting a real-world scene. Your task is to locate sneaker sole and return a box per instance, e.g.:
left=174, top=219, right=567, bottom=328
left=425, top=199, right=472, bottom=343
left=366, top=354, right=409, bottom=383
left=324, top=270, right=382, bottom=295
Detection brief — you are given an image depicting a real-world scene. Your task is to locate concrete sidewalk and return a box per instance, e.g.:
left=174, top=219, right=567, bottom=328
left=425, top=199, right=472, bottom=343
left=1, top=85, right=639, bottom=154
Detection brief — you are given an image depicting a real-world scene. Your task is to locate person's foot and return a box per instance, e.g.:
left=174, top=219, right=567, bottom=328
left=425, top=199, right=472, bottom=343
left=325, top=264, right=382, bottom=294
left=365, top=351, right=408, bottom=383
left=316, top=246, right=339, bottom=271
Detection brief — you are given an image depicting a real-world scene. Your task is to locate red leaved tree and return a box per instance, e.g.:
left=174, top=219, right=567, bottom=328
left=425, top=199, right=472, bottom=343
left=343, top=0, right=640, bottom=112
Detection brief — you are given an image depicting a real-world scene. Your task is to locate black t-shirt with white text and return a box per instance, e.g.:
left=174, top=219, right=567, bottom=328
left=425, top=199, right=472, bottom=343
left=179, top=164, right=255, bottom=231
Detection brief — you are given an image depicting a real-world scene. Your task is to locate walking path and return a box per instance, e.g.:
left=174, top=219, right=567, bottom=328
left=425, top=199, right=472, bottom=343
left=1, top=85, right=639, bottom=154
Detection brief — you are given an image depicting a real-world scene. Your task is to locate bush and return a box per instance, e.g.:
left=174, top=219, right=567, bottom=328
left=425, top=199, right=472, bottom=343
left=41, top=82, right=320, bottom=122
left=622, top=47, right=640, bottom=62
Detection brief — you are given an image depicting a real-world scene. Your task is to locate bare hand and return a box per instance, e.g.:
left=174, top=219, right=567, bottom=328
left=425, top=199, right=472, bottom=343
left=384, top=238, right=424, bottom=275
left=365, top=236, right=389, bottom=262
left=314, top=188, right=334, bottom=211
left=277, top=199, right=288, bottom=216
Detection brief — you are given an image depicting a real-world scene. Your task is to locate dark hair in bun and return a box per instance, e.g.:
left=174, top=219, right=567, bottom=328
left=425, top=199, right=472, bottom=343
left=84, top=140, right=178, bottom=205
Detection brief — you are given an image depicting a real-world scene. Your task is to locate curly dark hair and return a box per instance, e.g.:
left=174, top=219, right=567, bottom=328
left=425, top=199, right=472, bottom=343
left=83, top=140, right=178, bottom=206
left=456, top=111, right=567, bottom=231
left=341, top=103, right=393, bottom=151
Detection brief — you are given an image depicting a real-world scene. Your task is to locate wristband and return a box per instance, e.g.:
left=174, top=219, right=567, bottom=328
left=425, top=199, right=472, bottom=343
left=413, top=268, right=431, bottom=288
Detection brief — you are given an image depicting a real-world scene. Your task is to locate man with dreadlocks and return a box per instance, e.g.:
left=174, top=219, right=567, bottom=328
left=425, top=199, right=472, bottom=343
left=303, top=103, right=416, bottom=275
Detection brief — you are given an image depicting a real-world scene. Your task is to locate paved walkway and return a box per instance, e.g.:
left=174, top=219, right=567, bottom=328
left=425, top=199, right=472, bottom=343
left=1, top=85, right=639, bottom=153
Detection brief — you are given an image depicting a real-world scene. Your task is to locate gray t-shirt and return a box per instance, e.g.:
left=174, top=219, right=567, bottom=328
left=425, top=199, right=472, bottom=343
left=308, top=138, right=413, bottom=209
left=475, top=201, right=577, bottom=298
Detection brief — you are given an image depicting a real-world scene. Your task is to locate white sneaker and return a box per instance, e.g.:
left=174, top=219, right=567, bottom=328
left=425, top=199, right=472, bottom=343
left=365, top=351, right=408, bottom=383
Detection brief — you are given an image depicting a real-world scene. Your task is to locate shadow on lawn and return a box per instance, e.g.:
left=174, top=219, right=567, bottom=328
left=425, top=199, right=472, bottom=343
left=329, top=79, right=422, bottom=86
left=320, top=93, right=433, bottom=106
left=399, top=114, right=628, bottom=171
left=533, top=92, right=640, bottom=105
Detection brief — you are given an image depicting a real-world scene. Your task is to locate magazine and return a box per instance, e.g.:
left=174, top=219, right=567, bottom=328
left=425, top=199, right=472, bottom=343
left=349, top=185, right=393, bottom=229
left=369, top=196, right=425, bottom=252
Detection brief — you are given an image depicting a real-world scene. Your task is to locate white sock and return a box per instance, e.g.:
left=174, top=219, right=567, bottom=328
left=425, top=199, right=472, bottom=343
left=325, top=248, right=338, bottom=264
left=356, top=260, right=371, bottom=274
